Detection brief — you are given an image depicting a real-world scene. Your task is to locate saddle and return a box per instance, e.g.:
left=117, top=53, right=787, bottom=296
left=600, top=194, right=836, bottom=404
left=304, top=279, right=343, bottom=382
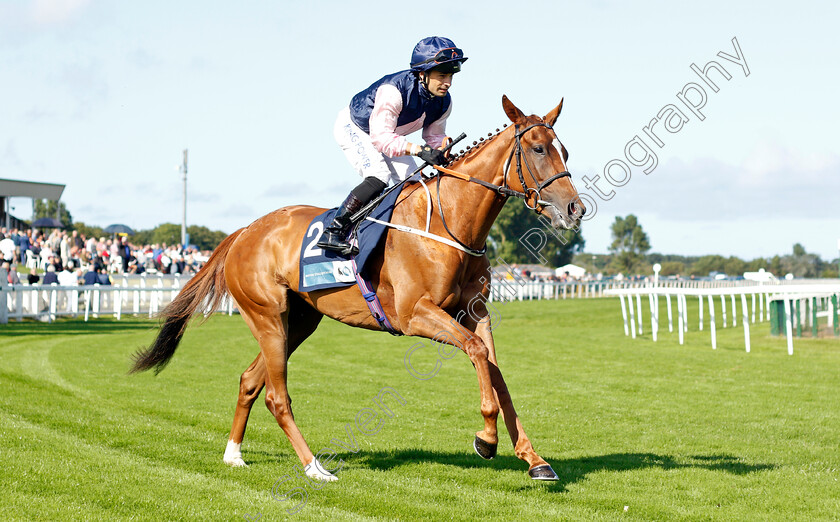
left=298, top=181, right=404, bottom=293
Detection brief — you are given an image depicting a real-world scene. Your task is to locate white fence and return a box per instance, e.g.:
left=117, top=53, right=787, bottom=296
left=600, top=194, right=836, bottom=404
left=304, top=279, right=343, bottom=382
left=4, top=269, right=839, bottom=332
left=488, top=277, right=840, bottom=302
left=604, top=283, right=840, bottom=355
left=0, top=273, right=236, bottom=324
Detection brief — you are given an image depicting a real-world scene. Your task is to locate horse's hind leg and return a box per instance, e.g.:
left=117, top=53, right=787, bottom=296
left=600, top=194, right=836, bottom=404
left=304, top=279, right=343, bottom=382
left=224, top=294, right=323, bottom=467
left=223, top=353, right=265, bottom=466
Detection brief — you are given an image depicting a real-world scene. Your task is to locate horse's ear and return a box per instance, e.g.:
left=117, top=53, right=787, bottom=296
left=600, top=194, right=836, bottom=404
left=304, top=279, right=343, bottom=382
left=502, top=95, right=525, bottom=123
left=544, top=98, right=564, bottom=126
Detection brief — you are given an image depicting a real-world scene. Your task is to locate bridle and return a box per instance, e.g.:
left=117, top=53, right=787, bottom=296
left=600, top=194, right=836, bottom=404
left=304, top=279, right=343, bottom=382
left=432, top=121, right=572, bottom=255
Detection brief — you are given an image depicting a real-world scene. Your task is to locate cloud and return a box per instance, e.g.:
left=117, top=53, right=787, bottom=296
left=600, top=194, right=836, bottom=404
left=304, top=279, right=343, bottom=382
left=262, top=182, right=312, bottom=198
left=741, top=143, right=839, bottom=184
left=1, top=140, right=22, bottom=168
left=189, top=190, right=220, bottom=203
left=126, top=48, right=161, bottom=69
left=31, top=0, right=92, bottom=26
left=587, top=145, right=840, bottom=222
left=58, top=60, right=109, bottom=116
left=220, top=204, right=255, bottom=218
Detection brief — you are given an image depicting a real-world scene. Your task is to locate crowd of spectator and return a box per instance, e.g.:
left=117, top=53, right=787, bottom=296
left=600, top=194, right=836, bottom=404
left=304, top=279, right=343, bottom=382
left=1, top=226, right=209, bottom=287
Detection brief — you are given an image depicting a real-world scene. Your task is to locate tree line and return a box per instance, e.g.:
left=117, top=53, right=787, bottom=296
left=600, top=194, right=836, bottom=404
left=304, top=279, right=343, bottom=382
left=584, top=214, right=838, bottom=279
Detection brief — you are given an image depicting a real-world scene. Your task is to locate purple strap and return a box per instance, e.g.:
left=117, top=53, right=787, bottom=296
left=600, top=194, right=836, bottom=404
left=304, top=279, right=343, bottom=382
left=351, top=256, right=400, bottom=335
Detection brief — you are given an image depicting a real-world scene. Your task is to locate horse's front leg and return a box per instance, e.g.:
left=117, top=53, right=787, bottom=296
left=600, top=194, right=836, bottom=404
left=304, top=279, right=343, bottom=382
left=405, top=299, right=500, bottom=453
left=472, top=318, right=558, bottom=480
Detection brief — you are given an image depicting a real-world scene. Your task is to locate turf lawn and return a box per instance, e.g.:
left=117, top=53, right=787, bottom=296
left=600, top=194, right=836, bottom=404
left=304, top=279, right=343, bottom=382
left=1, top=298, right=839, bottom=521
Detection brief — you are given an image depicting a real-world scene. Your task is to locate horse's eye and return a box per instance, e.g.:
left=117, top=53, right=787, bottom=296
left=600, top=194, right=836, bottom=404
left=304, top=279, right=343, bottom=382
left=534, top=145, right=545, bottom=154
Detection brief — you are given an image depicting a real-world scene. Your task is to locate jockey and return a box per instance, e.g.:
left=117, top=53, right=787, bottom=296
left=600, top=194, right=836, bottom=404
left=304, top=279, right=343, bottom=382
left=316, top=36, right=468, bottom=254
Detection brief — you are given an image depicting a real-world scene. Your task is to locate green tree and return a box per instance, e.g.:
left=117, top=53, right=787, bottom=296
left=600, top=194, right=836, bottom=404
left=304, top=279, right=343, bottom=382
left=723, top=256, right=748, bottom=277
left=747, top=257, right=769, bottom=272
left=186, top=225, right=229, bottom=251
left=781, top=243, right=820, bottom=278
left=659, top=261, right=686, bottom=276
left=769, top=255, right=783, bottom=276
left=132, top=229, right=153, bottom=246
left=690, top=255, right=726, bottom=277
left=72, top=222, right=104, bottom=240
left=33, top=199, right=72, bottom=227
left=487, top=199, right=584, bottom=266
left=151, top=223, right=182, bottom=246
left=608, top=214, right=650, bottom=274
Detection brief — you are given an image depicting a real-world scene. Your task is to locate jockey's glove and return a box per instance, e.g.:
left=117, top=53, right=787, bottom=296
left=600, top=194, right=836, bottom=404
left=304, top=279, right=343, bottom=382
left=416, top=145, right=447, bottom=166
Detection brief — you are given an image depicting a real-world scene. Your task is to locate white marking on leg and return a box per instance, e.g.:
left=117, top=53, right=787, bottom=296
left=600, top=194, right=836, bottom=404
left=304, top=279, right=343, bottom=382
left=223, top=439, right=247, bottom=467
left=304, top=457, right=338, bottom=482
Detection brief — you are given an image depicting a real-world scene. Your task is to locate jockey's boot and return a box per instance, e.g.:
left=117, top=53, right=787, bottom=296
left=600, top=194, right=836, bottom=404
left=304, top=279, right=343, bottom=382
left=316, top=193, right=365, bottom=255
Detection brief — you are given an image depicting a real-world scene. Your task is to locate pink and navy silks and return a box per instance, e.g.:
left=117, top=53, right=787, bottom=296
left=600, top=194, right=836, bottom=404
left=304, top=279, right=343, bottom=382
left=348, top=70, right=451, bottom=157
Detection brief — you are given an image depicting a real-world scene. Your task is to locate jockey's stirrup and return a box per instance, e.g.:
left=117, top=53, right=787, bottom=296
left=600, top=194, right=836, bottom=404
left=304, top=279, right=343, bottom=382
left=316, top=193, right=364, bottom=256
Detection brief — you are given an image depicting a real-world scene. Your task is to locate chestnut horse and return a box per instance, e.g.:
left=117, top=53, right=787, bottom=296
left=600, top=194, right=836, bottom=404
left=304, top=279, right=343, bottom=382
left=131, top=95, right=584, bottom=482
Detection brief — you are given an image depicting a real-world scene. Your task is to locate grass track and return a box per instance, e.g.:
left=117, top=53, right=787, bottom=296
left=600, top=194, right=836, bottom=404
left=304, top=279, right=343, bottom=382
left=1, top=298, right=839, bottom=520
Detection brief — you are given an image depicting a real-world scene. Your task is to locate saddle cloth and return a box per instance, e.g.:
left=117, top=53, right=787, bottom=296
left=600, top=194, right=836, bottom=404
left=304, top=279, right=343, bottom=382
left=298, top=182, right=405, bottom=292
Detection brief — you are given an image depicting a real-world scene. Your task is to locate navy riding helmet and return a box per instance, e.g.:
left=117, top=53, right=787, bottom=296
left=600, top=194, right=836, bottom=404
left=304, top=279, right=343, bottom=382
left=410, top=36, right=468, bottom=74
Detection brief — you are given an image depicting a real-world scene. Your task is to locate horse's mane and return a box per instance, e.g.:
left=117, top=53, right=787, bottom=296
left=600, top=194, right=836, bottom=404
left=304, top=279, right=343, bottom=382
left=447, top=123, right=510, bottom=166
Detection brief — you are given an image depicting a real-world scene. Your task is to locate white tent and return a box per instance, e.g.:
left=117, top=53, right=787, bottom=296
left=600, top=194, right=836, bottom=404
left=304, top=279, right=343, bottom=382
left=555, top=263, right=586, bottom=279
left=743, top=268, right=777, bottom=283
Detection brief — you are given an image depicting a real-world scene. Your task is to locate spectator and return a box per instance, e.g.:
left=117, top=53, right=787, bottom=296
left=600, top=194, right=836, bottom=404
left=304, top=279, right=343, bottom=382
left=117, top=236, right=132, bottom=273
left=57, top=263, right=80, bottom=286
left=6, top=263, right=21, bottom=285
left=97, top=268, right=111, bottom=285
left=132, top=248, right=147, bottom=274
left=72, top=230, right=84, bottom=251
left=85, top=235, right=96, bottom=258
left=19, top=230, right=31, bottom=263
left=159, top=249, right=172, bottom=274
left=47, top=229, right=60, bottom=252
left=27, top=267, right=40, bottom=285
left=82, top=266, right=99, bottom=285
left=50, top=254, right=63, bottom=272
left=59, top=231, right=70, bottom=267
left=42, top=265, right=59, bottom=285
left=0, top=233, right=14, bottom=263
left=10, top=229, right=21, bottom=262
left=39, top=242, right=53, bottom=268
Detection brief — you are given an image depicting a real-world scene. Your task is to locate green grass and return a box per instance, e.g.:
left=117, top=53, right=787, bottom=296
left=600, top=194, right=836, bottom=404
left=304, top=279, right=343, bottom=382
left=1, top=298, right=839, bottom=521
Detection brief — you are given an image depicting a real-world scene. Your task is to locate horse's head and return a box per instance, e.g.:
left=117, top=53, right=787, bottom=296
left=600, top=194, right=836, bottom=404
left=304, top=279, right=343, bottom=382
left=501, top=95, right=585, bottom=229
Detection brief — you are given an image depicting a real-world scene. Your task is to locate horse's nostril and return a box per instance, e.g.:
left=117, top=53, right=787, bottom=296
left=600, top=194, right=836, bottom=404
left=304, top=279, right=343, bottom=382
left=568, top=201, right=585, bottom=218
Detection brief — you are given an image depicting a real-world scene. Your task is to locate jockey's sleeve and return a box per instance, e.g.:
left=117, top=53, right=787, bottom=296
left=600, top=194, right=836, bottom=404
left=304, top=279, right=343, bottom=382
left=368, top=84, right=409, bottom=157
left=422, top=99, right=451, bottom=149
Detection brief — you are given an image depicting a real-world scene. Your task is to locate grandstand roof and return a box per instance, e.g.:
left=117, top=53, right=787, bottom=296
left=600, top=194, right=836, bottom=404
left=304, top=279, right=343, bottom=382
left=0, top=178, right=65, bottom=200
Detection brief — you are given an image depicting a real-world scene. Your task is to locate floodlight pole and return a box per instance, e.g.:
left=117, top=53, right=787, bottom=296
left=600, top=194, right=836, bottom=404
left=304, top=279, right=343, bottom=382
left=181, top=149, right=188, bottom=247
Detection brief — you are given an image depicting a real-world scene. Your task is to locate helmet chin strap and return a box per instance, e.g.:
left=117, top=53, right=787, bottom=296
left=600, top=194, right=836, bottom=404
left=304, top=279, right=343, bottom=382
left=418, top=73, right=435, bottom=100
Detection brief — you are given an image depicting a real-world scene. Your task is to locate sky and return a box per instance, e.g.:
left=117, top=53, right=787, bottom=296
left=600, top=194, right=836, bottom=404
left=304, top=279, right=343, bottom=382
left=1, top=0, right=838, bottom=261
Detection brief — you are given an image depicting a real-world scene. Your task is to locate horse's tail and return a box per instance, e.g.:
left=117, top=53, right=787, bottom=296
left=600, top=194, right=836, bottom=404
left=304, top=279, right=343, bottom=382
left=129, top=228, right=245, bottom=375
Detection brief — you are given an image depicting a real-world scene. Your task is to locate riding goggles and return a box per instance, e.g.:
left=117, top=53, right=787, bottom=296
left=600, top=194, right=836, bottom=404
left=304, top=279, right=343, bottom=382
left=411, top=47, right=466, bottom=67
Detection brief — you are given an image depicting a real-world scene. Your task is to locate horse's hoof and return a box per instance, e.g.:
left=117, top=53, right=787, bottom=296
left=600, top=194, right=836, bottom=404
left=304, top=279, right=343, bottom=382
left=223, top=440, right=248, bottom=467
left=305, top=458, right=339, bottom=482
left=528, top=464, right=559, bottom=481
left=473, top=435, right=497, bottom=460
left=223, top=456, right=248, bottom=467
